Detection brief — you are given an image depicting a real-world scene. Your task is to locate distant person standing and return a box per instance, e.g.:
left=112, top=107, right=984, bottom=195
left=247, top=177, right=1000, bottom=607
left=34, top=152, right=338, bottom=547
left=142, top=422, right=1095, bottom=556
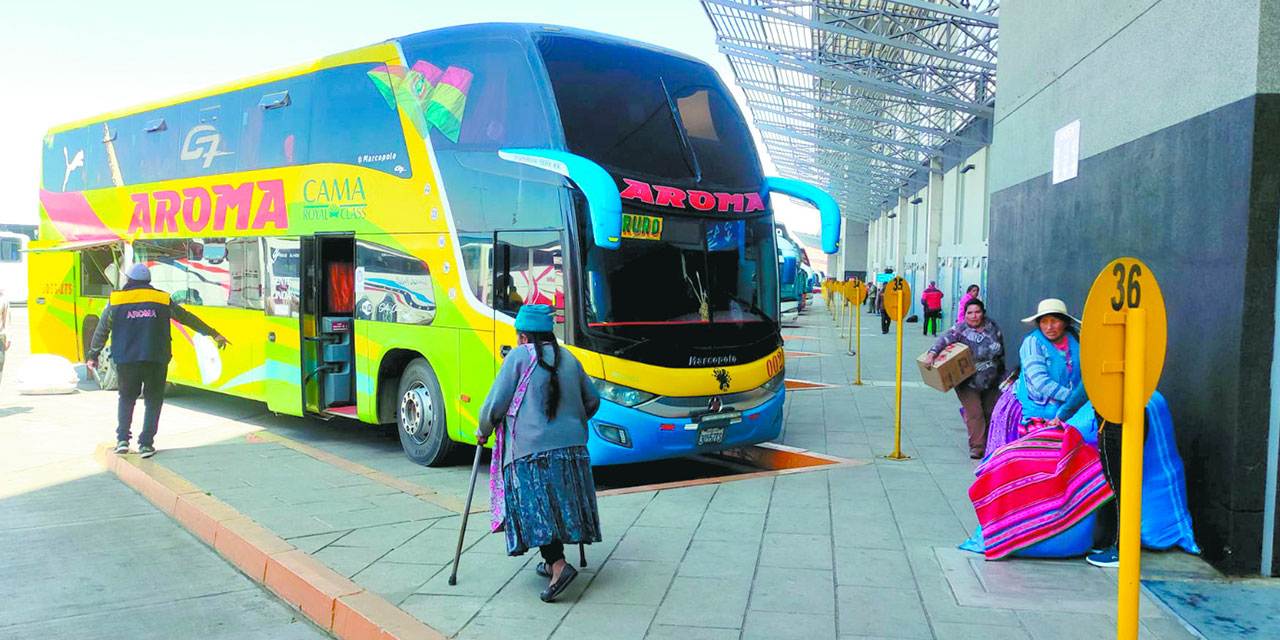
left=878, top=268, right=895, bottom=334
left=86, top=264, right=228, bottom=458
left=957, top=284, right=981, bottom=324
left=0, top=287, right=10, bottom=384
left=921, top=282, right=944, bottom=336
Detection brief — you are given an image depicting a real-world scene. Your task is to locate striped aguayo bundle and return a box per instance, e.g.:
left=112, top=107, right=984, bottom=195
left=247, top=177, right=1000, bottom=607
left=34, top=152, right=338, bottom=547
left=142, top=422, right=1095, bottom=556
left=968, top=425, right=1113, bottom=560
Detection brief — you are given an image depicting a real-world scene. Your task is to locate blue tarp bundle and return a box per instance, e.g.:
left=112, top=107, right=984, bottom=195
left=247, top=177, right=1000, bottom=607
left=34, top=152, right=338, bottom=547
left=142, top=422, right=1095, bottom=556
left=961, top=391, right=1199, bottom=557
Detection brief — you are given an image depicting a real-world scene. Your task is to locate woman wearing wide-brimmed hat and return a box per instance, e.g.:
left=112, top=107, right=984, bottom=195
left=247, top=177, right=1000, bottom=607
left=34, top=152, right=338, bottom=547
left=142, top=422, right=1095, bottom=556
left=1015, top=298, right=1088, bottom=424
left=476, top=304, right=602, bottom=602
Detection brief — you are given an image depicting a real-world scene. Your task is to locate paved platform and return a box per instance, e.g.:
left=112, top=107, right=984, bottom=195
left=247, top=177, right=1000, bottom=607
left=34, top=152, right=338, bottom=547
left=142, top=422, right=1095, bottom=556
left=0, top=302, right=1230, bottom=638
left=0, top=312, right=326, bottom=639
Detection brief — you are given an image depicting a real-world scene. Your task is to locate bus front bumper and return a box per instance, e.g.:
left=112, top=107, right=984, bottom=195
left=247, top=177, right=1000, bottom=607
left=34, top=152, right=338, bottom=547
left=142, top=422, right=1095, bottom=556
left=586, top=388, right=785, bottom=467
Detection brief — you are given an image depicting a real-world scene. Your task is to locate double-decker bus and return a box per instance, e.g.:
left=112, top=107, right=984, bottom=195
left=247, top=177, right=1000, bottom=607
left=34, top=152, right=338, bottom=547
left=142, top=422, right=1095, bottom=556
left=29, top=23, right=839, bottom=466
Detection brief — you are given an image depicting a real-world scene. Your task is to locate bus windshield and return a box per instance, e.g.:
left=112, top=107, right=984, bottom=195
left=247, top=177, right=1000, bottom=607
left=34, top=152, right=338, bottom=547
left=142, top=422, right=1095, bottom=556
left=583, top=215, right=777, bottom=330
left=537, top=34, right=762, bottom=190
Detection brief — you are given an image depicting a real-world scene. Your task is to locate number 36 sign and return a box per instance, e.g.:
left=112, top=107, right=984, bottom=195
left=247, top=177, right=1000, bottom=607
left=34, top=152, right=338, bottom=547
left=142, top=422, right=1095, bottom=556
left=1080, top=258, right=1168, bottom=423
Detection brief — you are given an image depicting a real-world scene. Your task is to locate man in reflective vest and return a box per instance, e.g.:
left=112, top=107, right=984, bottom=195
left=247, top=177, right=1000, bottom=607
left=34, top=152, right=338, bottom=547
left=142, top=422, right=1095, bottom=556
left=86, top=263, right=228, bottom=458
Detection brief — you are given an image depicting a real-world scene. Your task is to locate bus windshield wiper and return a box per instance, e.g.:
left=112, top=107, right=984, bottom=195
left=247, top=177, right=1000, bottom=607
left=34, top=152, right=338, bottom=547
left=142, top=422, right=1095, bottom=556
left=612, top=336, right=653, bottom=358
left=660, top=77, right=702, bottom=182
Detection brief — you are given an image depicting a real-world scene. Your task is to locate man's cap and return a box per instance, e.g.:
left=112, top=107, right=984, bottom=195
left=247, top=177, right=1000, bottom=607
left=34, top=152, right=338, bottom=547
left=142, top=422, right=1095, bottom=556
left=126, top=263, right=152, bottom=282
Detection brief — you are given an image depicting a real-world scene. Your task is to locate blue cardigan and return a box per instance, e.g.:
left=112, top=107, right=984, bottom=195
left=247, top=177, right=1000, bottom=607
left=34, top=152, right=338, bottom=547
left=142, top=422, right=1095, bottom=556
left=1017, top=330, right=1086, bottom=420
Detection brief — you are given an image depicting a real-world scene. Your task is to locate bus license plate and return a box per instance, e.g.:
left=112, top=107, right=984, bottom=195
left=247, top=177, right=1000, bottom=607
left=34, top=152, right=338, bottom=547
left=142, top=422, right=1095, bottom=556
left=697, top=426, right=726, bottom=446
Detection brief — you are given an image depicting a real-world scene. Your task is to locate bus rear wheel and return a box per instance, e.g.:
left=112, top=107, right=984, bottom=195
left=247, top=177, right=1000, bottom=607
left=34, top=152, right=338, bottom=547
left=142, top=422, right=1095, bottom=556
left=396, top=358, right=453, bottom=466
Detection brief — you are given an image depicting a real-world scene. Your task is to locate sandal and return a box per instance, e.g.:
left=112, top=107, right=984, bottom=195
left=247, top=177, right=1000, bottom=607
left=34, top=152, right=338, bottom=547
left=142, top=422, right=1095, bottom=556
left=539, top=564, right=578, bottom=602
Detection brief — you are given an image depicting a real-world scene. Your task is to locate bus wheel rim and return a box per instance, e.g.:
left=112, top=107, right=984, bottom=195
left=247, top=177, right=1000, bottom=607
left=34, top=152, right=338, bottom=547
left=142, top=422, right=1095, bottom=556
left=400, top=383, right=432, bottom=445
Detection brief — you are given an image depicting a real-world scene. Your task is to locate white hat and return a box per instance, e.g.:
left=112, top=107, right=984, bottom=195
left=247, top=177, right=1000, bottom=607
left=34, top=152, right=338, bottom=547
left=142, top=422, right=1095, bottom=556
left=1021, top=298, right=1081, bottom=324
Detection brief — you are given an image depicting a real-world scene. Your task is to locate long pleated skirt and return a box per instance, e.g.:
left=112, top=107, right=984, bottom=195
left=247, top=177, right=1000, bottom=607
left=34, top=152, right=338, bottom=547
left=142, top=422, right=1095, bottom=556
left=502, top=445, right=603, bottom=556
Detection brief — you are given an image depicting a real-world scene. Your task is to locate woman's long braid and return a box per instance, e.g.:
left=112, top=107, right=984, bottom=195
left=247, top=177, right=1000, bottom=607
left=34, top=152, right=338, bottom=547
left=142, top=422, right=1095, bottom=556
left=534, top=332, right=561, bottom=419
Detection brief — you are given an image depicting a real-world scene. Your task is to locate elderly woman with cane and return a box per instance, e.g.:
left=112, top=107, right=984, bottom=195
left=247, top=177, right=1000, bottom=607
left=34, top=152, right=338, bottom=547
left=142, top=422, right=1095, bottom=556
left=473, top=305, right=602, bottom=602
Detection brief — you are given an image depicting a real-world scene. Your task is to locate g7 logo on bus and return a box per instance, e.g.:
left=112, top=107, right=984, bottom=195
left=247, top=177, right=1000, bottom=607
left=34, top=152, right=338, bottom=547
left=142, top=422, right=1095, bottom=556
left=765, top=351, right=784, bottom=378
left=181, top=125, right=234, bottom=169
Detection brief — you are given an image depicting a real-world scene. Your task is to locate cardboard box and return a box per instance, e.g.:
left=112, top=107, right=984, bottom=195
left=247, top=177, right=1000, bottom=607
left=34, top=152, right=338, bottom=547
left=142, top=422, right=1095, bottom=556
left=916, top=343, right=976, bottom=392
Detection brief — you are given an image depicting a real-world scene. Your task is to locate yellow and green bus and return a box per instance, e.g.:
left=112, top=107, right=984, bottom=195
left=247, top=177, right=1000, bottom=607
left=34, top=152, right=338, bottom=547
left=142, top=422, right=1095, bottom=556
left=30, top=23, right=840, bottom=466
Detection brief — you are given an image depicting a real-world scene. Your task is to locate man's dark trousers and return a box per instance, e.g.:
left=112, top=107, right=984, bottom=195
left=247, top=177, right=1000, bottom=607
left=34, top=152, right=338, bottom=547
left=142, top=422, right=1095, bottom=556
left=117, top=361, right=168, bottom=447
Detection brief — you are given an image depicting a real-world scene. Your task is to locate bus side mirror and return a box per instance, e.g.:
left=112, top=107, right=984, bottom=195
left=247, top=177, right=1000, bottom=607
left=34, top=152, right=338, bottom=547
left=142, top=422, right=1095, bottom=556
left=781, top=257, right=798, bottom=286
left=497, top=149, right=622, bottom=250
left=764, top=177, right=841, bottom=254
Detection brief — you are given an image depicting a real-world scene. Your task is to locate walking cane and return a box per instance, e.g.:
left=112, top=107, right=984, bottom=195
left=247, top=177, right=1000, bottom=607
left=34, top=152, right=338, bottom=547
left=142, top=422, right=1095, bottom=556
left=579, top=542, right=587, bottom=568
left=448, top=443, right=485, bottom=586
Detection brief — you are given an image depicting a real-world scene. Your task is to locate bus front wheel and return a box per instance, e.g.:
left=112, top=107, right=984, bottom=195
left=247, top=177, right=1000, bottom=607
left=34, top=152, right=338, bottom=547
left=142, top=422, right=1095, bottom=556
left=396, top=358, right=453, bottom=467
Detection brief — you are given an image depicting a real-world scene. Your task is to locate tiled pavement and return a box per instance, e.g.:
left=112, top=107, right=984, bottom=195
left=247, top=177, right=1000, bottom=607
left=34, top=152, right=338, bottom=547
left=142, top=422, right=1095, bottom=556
left=4, top=302, right=1217, bottom=638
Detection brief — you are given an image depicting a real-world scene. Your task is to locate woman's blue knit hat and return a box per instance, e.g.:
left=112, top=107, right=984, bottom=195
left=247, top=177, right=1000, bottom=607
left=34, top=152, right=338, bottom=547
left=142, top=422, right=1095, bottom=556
left=515, top=304, right=554, bottom=333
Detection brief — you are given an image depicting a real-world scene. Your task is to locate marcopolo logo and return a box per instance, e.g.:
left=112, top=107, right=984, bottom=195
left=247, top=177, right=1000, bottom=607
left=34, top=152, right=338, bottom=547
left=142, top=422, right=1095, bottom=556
left=181, top=125, right=234, bottom=169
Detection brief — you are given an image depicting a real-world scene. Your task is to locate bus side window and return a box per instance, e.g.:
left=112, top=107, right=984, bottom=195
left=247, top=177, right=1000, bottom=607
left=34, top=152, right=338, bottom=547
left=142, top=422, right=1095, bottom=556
left=42, top=127, right=90, bottom=193
left=458, top=234, right=494, bottom=309
left=226, top=238, right=263, bottom=310
left=184, top=239, right=233, bottom=308
left=240, top=77, right=312, bottom=171
left=264, top=237, right=301, bottom=318
left=0, top=238, right=20, bottom=262
left=311, top=64, right=410, bottom=177
left=355, top=241, right=434, bottom=325
left=495, top=231, right=564, bottom=339
left=133, top=239, right=190, bottom=300
left=177, top=94, right=241, bottom=178
left=80, top=246, right=120, bottom=298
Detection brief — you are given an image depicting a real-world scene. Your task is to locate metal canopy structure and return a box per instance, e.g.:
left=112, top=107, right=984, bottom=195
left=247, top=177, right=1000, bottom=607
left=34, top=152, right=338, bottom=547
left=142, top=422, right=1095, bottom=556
left=702, top=0, right=998, bottom=222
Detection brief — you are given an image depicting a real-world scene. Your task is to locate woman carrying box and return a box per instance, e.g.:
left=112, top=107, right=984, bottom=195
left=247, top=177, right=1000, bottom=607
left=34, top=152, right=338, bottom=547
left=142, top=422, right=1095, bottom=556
left=923, top=298, right=1006, bottom=458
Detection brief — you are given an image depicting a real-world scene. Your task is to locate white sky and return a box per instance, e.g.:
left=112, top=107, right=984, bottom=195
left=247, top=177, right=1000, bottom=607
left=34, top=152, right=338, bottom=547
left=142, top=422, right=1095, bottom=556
left=0, top=0, right=822, bottom=235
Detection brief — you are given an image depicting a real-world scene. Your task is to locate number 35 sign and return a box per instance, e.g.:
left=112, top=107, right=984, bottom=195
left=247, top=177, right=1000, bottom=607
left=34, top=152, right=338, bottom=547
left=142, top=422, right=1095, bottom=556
left=1080, top=258, right=1168, bottom=423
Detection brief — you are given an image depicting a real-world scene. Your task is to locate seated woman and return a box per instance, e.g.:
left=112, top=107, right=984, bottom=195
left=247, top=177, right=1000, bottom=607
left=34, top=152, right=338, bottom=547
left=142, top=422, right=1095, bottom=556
left=922, top=298, right=1005, bottom=459
left=1017, top=298, right=1088, bottom=425
left=965, top=299, right=1111, bottom=560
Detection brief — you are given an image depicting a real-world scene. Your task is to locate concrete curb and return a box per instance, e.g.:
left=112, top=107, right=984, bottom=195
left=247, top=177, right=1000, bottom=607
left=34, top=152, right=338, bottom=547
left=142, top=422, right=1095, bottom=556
left=94, top=444, right=446, bottom=640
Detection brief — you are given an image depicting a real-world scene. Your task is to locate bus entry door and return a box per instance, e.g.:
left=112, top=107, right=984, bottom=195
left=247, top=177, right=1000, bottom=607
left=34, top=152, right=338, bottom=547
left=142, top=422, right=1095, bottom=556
left=263, top=237, right=304, bottom=416
left=300, top=235, right=357, bottom=413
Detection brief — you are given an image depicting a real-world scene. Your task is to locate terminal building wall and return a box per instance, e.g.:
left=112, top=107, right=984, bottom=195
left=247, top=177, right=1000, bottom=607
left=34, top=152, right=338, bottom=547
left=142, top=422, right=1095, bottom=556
left=989, top=0, right=1275, bottom=574
left=868, top=147, right=991, bottom=323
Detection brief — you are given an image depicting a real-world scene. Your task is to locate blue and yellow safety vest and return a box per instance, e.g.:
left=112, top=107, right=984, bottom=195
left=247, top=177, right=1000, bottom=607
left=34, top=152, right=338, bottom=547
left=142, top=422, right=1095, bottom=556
left=108, top=287, right=173, bottom=363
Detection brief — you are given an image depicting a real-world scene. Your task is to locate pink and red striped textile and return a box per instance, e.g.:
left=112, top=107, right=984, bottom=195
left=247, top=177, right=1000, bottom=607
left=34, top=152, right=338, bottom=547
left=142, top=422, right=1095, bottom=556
left=968, top=425, right=1113, bottom=560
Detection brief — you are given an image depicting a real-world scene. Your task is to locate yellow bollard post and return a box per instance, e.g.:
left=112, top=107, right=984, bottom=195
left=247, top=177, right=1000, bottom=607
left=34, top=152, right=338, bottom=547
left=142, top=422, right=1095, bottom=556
left=840, top=296, right=847, bottom=339
left=854, top=298, right=863, bottom=384
left=848, top=297, right=856, bottom=354
left=886, top=285, right=909, bottom=460
left=1117, top=307, right=1147, bottom=639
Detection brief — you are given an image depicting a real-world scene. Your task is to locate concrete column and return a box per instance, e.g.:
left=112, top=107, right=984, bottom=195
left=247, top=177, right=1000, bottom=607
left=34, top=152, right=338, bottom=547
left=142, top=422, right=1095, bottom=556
left=926, top=157, right=944, bottom=285
left=896, top=190, right=908, bottom=275
left=843, top=220, right=868, bottom=279
left=866, top=216, right=877, bottom=275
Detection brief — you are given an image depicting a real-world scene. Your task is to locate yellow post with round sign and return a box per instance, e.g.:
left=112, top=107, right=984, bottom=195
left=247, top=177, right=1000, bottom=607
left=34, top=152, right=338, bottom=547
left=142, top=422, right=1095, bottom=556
left=882, top=276, right=912, bottom=460
left=1080, top=258, right=1166, bottom=640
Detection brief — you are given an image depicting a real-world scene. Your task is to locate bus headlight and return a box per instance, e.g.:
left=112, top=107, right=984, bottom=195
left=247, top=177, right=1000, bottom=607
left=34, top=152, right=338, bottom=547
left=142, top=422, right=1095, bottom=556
left=591, top=378, right=656, bottom=407
left=594, top=421, right=632, bottom=448
left=762, top=370, right=786, bottom=393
